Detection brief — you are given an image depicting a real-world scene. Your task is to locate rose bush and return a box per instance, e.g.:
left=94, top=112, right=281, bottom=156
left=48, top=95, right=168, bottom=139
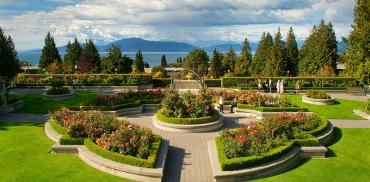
left=220, top=112, right=321, bottom=159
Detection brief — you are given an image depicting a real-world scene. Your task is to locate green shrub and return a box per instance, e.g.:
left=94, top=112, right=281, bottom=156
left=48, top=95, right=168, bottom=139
left=49, top=117, right=66, bottom=135
left=237, top=103, right=308, bottom=112
left=305, top=90, right=331, bottom=99
left=361, top=100, right=369, bottom=114
left=152, top=78, right=171, bottom=87
left=60, top=135, right=85, bottom=145
left=156, top=109, right=219, bottom=125
left=308, top=117, right=329, bottom=136
left=84, top=136, right=162, bottom=168
left=221, top=77, right=357, bottom=88
left=205, top=79, right=221, bottom=87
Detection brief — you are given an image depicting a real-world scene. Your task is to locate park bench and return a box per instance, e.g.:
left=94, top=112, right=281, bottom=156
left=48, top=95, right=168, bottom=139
left=347, top=87, right=365, bottom=95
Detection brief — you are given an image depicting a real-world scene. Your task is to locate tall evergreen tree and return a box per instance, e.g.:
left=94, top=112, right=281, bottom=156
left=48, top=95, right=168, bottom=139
left=299, top=20, right=338, bottom=75
left=101, top=44, right=123, bottom=73
left=39, top=32, right=61, bottom=69
left=265, top=28, right=286, bottom=76
left=78, top=39, right=101, bottom=73
left=250, top=32, right=274, bottom=75
left=160, top=54, right=167, bottom=67
left=285, top=27, right=299, bottom=75
left=343, top=0, right=370, bottom=84
left=235, top=38, right=252, bottom=76
left=209, top=49, right=224, bottom=78
left=0, top=27, right=19, bottom=81
left=133, top=50, right=144, bottom=73
left=63, top=38, right=81, bottom=73
left=183, top=49, right=209, bottom=75
left=222, top=47, right=237, bottom=73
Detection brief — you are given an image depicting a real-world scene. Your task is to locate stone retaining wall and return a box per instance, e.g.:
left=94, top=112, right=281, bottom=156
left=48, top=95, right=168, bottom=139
left=42, top=91, right=76, bottom=100
left=353, top=110, right=370, bottom=120
left=302, top=96, right=335, bottom=105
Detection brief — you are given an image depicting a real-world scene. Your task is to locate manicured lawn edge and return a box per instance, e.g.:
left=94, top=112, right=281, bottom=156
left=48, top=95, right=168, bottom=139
left=84, top=136, right=162, bottom=168
left=49, top=117, right=66, bottom=135
left=308, top=117, right=329, bottom=136
left=70, top=98, right=162, bottom=111
left=237, top=103, right=308, bottom=112
left=156, top=109, right=220, bottom=125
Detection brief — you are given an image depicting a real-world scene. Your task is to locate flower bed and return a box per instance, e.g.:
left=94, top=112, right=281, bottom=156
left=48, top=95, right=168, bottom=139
left=302, top=90, right=335, bottom=105
left=50, top=108, right=162, bottom=168
left=43, top=79, right=75, bottom=100
left=156, top=109, right=219, bottom=125
left=216, top=113, right=325, bottom=171
left=72, top=89, right=163, bottom=111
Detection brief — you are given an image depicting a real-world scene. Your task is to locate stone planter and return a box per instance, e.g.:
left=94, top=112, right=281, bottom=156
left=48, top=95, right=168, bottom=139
left=152, top=114, right=224, bottom=133
left=44, top=121, right=168, bottom=182
left=43, top=91, right=76, bottom=100
left=208, top=122, right=333, bottom=182
left=302, top=95, right=335, bottom=105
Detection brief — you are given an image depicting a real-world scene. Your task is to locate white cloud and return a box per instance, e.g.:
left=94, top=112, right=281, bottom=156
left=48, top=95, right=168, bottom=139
left=0, top=0, right=356, bottom=50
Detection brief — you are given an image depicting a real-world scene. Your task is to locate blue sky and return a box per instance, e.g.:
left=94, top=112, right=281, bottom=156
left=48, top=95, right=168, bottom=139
left=0, top=0, right=356, bottom=50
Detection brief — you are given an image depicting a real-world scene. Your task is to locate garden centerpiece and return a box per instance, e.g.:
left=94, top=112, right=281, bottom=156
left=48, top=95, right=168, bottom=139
left=208, top=112, right=332, bottom=181
left=46, top=108, right=168, bottom=181
left=72, top=88, right=164, bottom=116
left=43, top=78, right=75, bottom=100
left=302, top=90, right=335, bottom=105
left=153, top=90, right=223, bottom=132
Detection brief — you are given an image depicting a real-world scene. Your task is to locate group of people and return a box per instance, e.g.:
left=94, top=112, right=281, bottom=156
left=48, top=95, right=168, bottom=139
left=218, top=95, right=237, bottom=114
left=257, top=79, right=301, bottom=94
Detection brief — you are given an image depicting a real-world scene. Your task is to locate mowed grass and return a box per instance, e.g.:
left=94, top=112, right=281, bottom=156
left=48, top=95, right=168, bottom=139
left=0, top=122, right=133, bottom=182
left=257, top=128, right=370, bottom=182
left=287, top=95, right=366, bottom=120
left=10, top=91, right=98, bottom=114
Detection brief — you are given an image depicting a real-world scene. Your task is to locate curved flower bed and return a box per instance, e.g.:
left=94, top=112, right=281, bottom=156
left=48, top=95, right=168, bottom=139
left=216, top=112, right=328, bottom=171
left=71, top=88, right=163, bottom=111
left=156, top=109, right=219, bottom=125
left=302, top=90, right=335, bottom=105
left=50, top=108, right=162, bottom=168
left=43, top=78, right=75, bottom=100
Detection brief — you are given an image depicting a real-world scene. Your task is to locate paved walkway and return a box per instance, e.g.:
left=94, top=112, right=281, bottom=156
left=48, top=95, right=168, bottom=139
left=0, top=114, right=48, bottom=123
left=123, top=111, right=253, bottom=182
left=330, top=119, right=370, bottom=128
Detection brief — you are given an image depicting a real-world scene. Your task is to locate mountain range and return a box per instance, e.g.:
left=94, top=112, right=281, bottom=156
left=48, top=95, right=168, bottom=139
left=23, top=37, right=348, bottom=53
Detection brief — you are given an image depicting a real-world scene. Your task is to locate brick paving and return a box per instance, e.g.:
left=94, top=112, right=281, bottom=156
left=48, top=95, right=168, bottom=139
left=123, top=111, right=253, bottom=182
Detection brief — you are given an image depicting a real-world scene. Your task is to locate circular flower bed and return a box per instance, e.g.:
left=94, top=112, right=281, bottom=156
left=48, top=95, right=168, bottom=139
left=154, top=90, right=223, bottom=132
left=51, top=108, right=162, bottom=167
left=302, top=90, right=335, bottom=105
left=216, top=112, right=328, bottom=170
left=43, top=79, right=75, bottom=100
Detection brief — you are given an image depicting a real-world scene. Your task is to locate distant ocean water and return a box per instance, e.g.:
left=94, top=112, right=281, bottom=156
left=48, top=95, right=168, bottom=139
left=18, top=52, right=190, bottom=67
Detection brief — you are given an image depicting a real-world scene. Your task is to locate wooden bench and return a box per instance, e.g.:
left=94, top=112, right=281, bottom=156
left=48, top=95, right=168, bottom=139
left=347, top=87, right=364, bottom=95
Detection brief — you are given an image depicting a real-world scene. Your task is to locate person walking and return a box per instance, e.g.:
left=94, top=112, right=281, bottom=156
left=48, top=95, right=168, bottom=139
left=280, top=79, right=285, bottom=94
left=219, top=95, right=224, bottom=113
left=295, top=80, right=300, bottom=94
left=276, top=80, right=280, bottom=94
left=230, top=97, right=238, bottom=113
left=268, top=79, right=272, bottom=93
left=258, top=79, right=262, bottom=91
left=72, top=78, right=77, bottom=90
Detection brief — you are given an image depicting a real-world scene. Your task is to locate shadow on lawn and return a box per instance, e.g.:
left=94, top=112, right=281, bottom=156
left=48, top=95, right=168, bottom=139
left=326, top=127, right=342, bottom=158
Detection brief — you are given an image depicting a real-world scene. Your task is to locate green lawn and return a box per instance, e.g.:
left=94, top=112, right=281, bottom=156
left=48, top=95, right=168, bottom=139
left=257, top=128, right=370, bottom=181
left=0, top=122, right=133, bottom=182
left=287, top=95, right=366, bottom=120
left=10, top=91, right=98, bottom=114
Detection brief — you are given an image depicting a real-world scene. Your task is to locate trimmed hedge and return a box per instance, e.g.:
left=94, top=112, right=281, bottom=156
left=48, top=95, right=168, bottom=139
left=237, top=104, right=309, bottom=112
left=49, top=117, right=66, bottom=135
left=153, top=78, right=171, bottom=87
left=221, top=77, right=357, bottom=88
left=70, top=98, right=162, bottom=111
left=14, top=74, right=152, bottom=86
left=216, top=137, right=294, bottom=171
left=205, top=79, right=221, bottom=87
left=308, top=117, right=329, bottom=136
left=60, top=135, right=85, bottom=145
left=156, top=109, right=220, bottom=125
left=84, top=136, right=162, bottom=168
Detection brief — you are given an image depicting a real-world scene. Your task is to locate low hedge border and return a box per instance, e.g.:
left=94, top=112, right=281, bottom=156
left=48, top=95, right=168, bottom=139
left=308, top=117, right=329, bottom=136
left=60, top=135, right=85, bottom=145
left=84, top=136, right=162, bottom=168
left=49, top=117, right=66, bottom=135
left=152, top=78, right=221, bottom=88
left=216, top=135, right=319, bottom=171
left=237, top=103, right=308, bottom=112
left=215, top=116, right=328, bottom=171
left=70, top=98, right=162, bottom=111
left=156, top=109, right=220, bottom=125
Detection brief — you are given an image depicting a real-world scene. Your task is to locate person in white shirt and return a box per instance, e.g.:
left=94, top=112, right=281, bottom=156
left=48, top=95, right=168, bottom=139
left=276, top=80, right=280, bottom=94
